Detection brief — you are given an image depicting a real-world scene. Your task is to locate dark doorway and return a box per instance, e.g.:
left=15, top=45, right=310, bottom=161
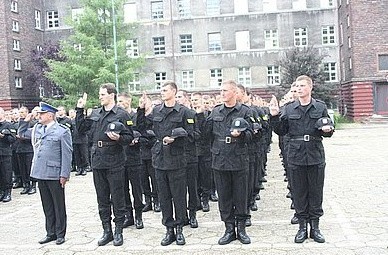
left=374, top=82, right=388, bottom=115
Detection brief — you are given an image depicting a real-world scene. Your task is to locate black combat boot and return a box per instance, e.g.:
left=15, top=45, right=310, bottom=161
left=142, top=195, right=152, bottom=212
left=202, top=196, right=210, bottom=212
left=153, top=197, right=161, bottom=212
left=160, top=227, right=175, bottom=246
left=135, top=211, right=144, bottom=229
left=236, top=220, right=251, bottom=244
left=250, top=201, right=258, bottom=211
left=175, top=225, right=185, bottom=245
left=12, top=178, right=23, bottom=189
left=294, top=219, right=308, bottom=243
left=218, top=222, right=236, bottom=245
left=28, top=181, right=37, bottom=195
left=0, top=190, right=4, bottom=201
left=97, top=222, right=113, bottom=246
left=113, top=226, right=123, bottom=246
left=310, top=219, right=325, bottom=243
left=20, top=183, right=30, bottom=195
left=123, top=212, right=134, bottom=228
left=189, top=210, right=198, bottom=228
left=2, top=189, right=11, bottom=202
left=75, top=167, right=83, bottom=176
left=291, top=215, right=299, bottom=224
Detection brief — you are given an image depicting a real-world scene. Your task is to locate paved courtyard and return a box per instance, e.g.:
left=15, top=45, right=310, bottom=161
left=1, top=123, right=387, bottom=255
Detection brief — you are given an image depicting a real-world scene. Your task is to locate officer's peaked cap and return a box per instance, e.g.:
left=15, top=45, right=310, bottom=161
left=37, top=102, right=58, bottom=114
left=230, top=118, right=249, bottom=132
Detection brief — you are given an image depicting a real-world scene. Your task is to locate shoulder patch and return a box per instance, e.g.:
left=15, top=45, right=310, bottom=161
left=250, top=117, right=256, bottom=123
left=127, top=120, right=134, bottom=126
left=187, top=118, right=194, bottom=124
left=262, top=115, right=269, bottom=121
left=59, top=124, right=68, bottom=129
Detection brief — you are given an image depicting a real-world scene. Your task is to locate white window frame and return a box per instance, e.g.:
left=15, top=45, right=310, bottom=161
left=207, top=0, right=220, bottom=16
left=340, top=23, right=343, bottom=45
left=73, top=44, right=82, bottom=51
left=267, top=66, right=280, bottom=85
left=126, top=39, right=139, bottom=58
left=39, top=84, right=45, bottom=98
left=294, top=27, right=308, bottom=47
left=47, top=11, right=59, bottom=28
left=151, top=1, right=164, bottom=20
left=264, top=29, right=279, bottom=49
left=14, top=59, right=21, bottom=71
left=155, top=72, right=167, bottom=90
left=208, top=33, right=221, bottom=52
left=348, top=36, right=351, bottom=48
left=181, top=70, right=195, bottom=88
left=129, top=73, right=140, bottom=92
left=177, top=0, right=191, bottom=18
left=210, top=68, right=223, bottom=87
left=72, top=8, right=84, bottom=23
left=349, top=57, right=352, bottom=70
left=292, top=0, right=307, bottom=10
left=321, top=0, right=334, bottom=8
left=12, top=20, right=19, bottom=32
left=36, top=45, right=43, bottom=51
left=263, top=0, right=277, bottom=12
left=124, top=3, right=137, bottom=23
left=238, top=67, right=251, bottom=86
left=11, top=1, right=18, bottom=13
left=13, top=39, right=20, bottom=51
left=153, top=37, right=166, bottom=55
left=323, top=62, right=337, bottom=82
left=15, top=77, right=22, bottom=88
left=235, top=31, right=250, bottom=51
left=35, top=10, right=42, bottom=29
left=322, top=25, right=335, bottom=45
left=234, top=0, right=248, bottom=14
left=180, top=34, right=193, bottom=53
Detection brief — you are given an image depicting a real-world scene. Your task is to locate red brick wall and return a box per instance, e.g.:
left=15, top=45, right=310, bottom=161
left=340, top=81, right=373, bottom=121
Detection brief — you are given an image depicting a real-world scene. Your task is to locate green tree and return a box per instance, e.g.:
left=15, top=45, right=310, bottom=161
left=45, top=0, right=143, bottom=106
left=275, top=46, right=338, bottom=106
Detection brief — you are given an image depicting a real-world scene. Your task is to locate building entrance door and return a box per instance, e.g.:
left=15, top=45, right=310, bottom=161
left=374, top=83, right=388, bottom=115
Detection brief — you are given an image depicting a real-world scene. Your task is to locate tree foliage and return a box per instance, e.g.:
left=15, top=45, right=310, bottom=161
left=45, top=0, right=143, bottom=106
left=275, top=46, right=338, bottom=106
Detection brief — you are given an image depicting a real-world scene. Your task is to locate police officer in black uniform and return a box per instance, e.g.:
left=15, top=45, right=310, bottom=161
left=269, top=75, right=334, bottom=244
left=201, top=80, right=253, bottom=245
left=76, top=84, right=134, bottom=247
left=137, top=81, right=195, bottom=246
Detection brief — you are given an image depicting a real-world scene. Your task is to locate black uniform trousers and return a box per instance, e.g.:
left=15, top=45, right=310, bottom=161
left=73, top=143, right=89, bottom=169
left=213, top=169, right=249, bottom=223
left=198, top=155, right=212, bottom=201
left=124, top=165, right=144, bottom=214
left=0, top=155, right=12, bottom=190
left=155, top=168, right=187, bottom=227
left=141, top=159, right=158, bottom=201
left=289, top=163, right=325, bottom=221
left=17, top=152, right=33, bottom=184
left=186, top=162, right=200, bottom=212
left=93, top=167, right=126, bottom=226
left=38, top=180, right=67, bottom=238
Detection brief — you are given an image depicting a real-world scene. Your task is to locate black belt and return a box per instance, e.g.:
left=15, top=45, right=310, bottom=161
left=95, top=141, right=117, bottom=148
left=218, top=137, right=239, bottom=144
left=290, top=135, right=322, bottom=142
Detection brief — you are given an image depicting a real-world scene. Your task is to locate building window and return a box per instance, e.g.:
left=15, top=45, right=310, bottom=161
left=73, top=43, right=82, bottom=51
left=126, top=39, right=139, bottom=58
left=39, top=84, right=45, bottom=98
left=72, top=8, right=84, bottom=23
left=323, top=62, right=337, bottom=81
left=151, top=1, right=164, bottom=19
left=210, top=69, right=223, bottom=87
left=292, top=0, right=307, bottom=10
left=15, top=77, right=22, bottom=88
left=124, top=3, right=137, bottom=23
left=14, top=59, right=21, bottom=71
left=267, top=66, right=280, bottom=85
left=238, top=67, right=251, bottom=86
left=207, top=0, right=220, bottom=16
left=294, top=28, right=308, bottom=47
left=349, top=57, right=352, bottom=70
left=235, top=31, right=250, bottom=51
left=340, top=24, right=343, bottom=45
left=155, top=72, right=167, bottom=90
left=178, top=0, right=191, bottom=18
left=153, top=37, right=165, bottom=55
left=47, top=11, right=59, bottom=28
left=322, top=25, right=335, bottom=45
left=13, top=39, right=20, bottom=51
left=181, top=70, right=195, bottom=88
left=378, top=55, right=388, bottom=71
left=129, top=73, right=140, bottom=91
left=35, top=10, right=42, bottom=29
left=180, top=34, right=192, bottom=53
left=234, top=0, right=248, bottom=14
left=321, top=0, right=334, bottom=7
left=263, top=0, right=277, bottom=12
left=208, top=33, right=221, bottom=52
left=12, top=20, right=19, bottom=32
left=347, top=15, right=350, bottom=27
left=264, top=29, right=278, bottom=49
left=348, top=37, right=351, bottom=48
left=11, top=1, right=18, bottom=13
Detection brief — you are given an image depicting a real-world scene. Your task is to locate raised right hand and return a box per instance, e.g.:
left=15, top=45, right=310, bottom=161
left=269, top=95, right=280, bottom=116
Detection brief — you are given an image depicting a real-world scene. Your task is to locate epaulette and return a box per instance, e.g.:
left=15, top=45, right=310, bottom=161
left=315, top=99, right=326, bottom=105
left=59, top=123, right=69, bottom=129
